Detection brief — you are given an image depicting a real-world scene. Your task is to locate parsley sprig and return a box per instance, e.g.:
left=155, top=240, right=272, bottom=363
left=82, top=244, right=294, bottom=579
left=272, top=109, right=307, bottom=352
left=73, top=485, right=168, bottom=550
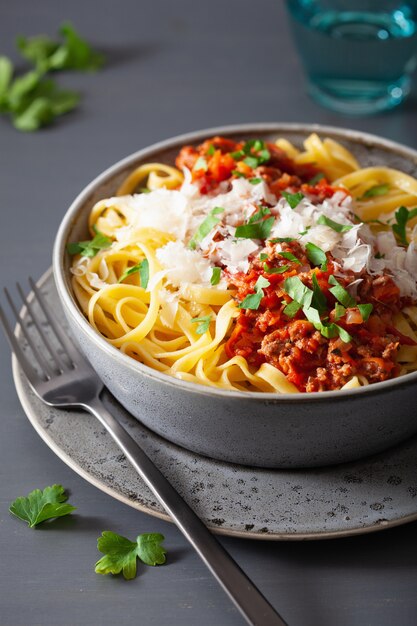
left=9, top=485, right=76, bottom=527
left=95, top=531, right=166, bottom=580
left=230, top=139, right=271, bottom=168
left=191, top=315, right=212, bottom=334
left=0, top=23, right=103, bottom=131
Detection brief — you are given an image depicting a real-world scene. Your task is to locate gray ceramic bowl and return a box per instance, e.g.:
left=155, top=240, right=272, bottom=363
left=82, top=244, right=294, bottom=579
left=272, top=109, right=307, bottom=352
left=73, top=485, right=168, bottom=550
left=53, top=123, right=417, bottom=469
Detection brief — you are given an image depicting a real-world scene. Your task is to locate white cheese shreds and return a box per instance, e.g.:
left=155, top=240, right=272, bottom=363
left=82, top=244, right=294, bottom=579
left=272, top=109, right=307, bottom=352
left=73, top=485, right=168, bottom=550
left=91, top=176, right=417, bottom=298
left=156, top=241, right=213, bottom=287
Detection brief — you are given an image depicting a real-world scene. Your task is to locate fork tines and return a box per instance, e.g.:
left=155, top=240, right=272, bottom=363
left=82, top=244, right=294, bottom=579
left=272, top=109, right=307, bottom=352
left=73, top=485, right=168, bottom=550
left=0, top=278, right=74, bottom=383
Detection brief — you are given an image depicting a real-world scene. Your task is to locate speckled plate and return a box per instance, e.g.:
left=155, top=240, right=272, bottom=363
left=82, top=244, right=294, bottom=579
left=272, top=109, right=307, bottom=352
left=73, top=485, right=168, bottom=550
left=12, top=269, right=417, bottom=540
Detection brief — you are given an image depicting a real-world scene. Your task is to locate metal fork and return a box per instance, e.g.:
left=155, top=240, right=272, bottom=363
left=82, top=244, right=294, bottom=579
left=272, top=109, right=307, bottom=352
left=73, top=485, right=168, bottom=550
left=0, top=278, right=288, bottom=626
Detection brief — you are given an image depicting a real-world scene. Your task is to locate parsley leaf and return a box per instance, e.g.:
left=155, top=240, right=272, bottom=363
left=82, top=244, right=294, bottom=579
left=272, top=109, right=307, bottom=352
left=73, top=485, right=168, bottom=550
left=0, top=56, right=13, bottom=104
left=311, top=273, right=327, bottom=315
left=328, top=275, right=356, bottom=308
left=278, top=251, right=301, bottom=264
left=118, top=259, right=149, bottom=289
left=249, top=177, right=262, bottom=185
left=210, top=267, right=221, bottom=286
left=248, top=207, right=271, bottom=224
left=281, top=191, right=304, bottom=209
left=269, top=237, right=294, bottom=243
left=67, top=229, right=112, bottom=258
left=283, top=300, right=302, bottom=317
left=259, top=252, right=268, bottom=261
left=188, top=207, right=224, bottom=249
left=232, top=170, right=246, bottom=178
left=303, top=307, right=353, bottom=343
left=392, top=205, right=417, bottom=246
left=308, top=172, right=325, bottom=185
left=263, top=263, right=289, bottom=274
left=9, top=485, right=76, bottom=527
left=191, top=315, right=212, bottom=334
left=207, top=144, right=215, bottom=156
left=305, top=242, right=327, bottom=270
left=358, top=303, right=373, bottom=321
left=239, top=276, right=270, bottom=310
left=317, top=214, right=353, bottom=233
left=95, top=531, right=166, bottom=580
left=284, top=276, right=313, bottom=309
left=234, top=216, right=274, bottom=240
left=360, top=184, right=389, bottom=200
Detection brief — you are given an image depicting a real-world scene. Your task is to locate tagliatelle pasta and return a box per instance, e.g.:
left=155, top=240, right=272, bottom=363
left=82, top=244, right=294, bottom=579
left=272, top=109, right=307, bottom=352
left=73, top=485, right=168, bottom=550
left=69, top=134, right=417, bottom=393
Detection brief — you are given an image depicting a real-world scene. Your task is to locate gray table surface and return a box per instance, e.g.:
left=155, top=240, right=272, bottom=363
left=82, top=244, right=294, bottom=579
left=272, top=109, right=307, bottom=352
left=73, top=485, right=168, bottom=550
left=2, top=1, right=417, bottom=625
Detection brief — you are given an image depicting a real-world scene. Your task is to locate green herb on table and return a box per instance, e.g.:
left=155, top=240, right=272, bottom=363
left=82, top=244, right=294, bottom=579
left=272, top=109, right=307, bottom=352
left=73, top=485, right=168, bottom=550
left=0, top=23, right=103, bottom=132
left=95, top=531, right=167, bottom=580
left=9, top=484, right=76, bottom=527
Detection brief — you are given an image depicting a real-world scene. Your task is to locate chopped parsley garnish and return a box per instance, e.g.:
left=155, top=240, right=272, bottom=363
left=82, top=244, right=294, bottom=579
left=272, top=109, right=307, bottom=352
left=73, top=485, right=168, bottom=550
left=283, top=300, right=302, bottom=318
left=139, top=187, right=151, bottom=194
left=67, top=228, right=112, bottom=258
left=249, top=177, right=262, bottom=185
left=248, top=207, right=271, bottom=223
left=308, top=172, right=325, bottom=185
left=358, top=303, right=373, bottom=321
left=259, top=252, right=268, bottom=261
left=191, top=315, right=212, bottom=334
left=303, top=306, right=353, bottom=343
left=188, top=207, right=224, bottom=250
left=207, top=143, right=216, bottom=156
left=119, top=259, right=149, bottom=289
left=317, top=214, right=353, bottom=233
left=284, top=276, right=313, bottom=309
left=193, top=156, right=208, bottom=171
left=263, top=263, right=289, bottom=274
left=334, top=303, right=346, bottom=321
left=299, top=227, right=311, bottom=236
left=360, top=184, right=389, bottom=200
left=230, top=149, right=245, bottom=160
left=232, top=170, right=246, bottom=178
left=281, top=191, right=304, bottom=209
left=392, top=205, right=417, bottom=246
left=9, top=484, right=76, bottom=527
left=234, top=216, right=274, bottom=240
left=231, top=139, right=271, bottom=169
left=95, top=531, right=166, bottom=580
left=238, top=275, right=270, bottom=310
left=278, top=251, right=301, bottom=264
left=210, top=267, right=221, bottom=286
left=269, top=237, right=294, bottom=243
left=305, top=242, right=327, bottom=270
left=328, top=275, right=356, bottom=308
left=311, top=273, right=327, bottom=314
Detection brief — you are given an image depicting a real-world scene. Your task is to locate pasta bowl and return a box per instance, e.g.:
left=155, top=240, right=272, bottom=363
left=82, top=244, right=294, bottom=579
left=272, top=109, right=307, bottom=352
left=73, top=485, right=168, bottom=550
left=53, top=123, right=417, bottom=468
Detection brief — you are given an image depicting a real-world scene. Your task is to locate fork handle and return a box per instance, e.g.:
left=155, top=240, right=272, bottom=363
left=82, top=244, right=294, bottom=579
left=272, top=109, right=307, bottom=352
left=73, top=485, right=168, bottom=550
left=83, top=396, right=287, bottom=626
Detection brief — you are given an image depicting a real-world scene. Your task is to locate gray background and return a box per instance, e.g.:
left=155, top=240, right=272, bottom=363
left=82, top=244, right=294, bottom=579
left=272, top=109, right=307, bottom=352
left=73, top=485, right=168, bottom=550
left=1, top=1, right=417, bottom=625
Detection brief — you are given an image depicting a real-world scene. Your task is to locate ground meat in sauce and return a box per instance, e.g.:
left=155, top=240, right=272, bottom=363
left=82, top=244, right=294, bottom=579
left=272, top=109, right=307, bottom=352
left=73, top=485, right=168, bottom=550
left=175, top=135, right=415, bottom=393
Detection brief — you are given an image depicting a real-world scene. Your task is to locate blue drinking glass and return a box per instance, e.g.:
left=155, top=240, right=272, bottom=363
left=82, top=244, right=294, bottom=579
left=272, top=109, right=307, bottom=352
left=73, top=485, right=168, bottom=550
left=285, top=0, right=417, bottom=114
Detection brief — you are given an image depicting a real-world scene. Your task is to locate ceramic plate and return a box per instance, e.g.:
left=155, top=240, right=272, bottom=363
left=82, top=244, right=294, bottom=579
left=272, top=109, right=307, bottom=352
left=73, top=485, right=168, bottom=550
left=12, top=269, right=417, bottom=540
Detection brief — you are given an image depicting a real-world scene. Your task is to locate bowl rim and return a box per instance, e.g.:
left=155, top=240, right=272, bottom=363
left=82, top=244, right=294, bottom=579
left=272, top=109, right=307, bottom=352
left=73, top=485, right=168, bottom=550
left=53, top=121, right=417, bottom=402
